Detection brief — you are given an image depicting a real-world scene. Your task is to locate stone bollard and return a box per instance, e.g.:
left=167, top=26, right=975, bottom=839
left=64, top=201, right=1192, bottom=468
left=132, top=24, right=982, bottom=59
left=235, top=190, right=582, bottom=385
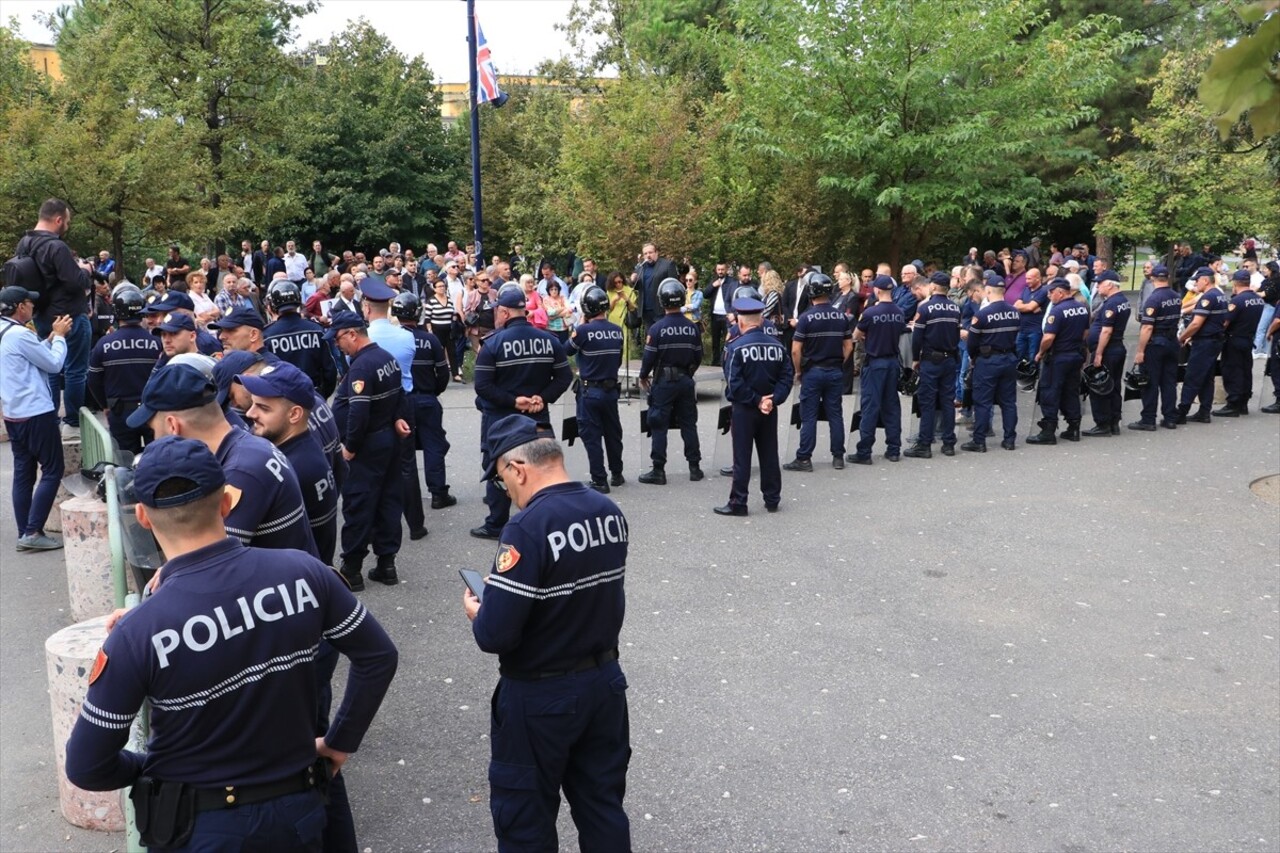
left=45, top=615, right=125, bottom=832
left=61, top=494, right=136, bottom=622
left=45, top=439, right=82, bottom=534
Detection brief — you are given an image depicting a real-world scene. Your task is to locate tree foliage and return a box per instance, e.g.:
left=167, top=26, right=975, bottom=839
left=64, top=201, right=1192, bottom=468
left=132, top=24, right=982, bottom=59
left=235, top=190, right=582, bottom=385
left=1199, top=0, right=1280, bottom=140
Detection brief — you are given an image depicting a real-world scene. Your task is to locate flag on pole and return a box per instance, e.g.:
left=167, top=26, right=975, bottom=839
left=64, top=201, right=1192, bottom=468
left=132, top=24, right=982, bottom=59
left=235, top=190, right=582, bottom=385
left=474, top=15, right=505, bottom=106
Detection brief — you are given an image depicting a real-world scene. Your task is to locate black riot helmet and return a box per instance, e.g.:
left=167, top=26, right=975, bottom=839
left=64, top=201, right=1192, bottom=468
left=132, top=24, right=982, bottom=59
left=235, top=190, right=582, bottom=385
left=658, top=278, right=685, bottom=308
left=733, top=285, right=762, bottom=303
left=897, top=366, right=919, bottom=396
left=1082, top=363, right=1113, bottom=396
left=391, top=291, right=421, bottom=324
left=1015, top=358, right=1040, bottom=390
left=1123, top=363, right=1150, bottom=391
left=807, top=273, right=834, bottom=297
left=112, top=286, right=147, bottom=322
left=266, top=280, right=302, bottom=311
left=580, top=286, right=609, bottom=318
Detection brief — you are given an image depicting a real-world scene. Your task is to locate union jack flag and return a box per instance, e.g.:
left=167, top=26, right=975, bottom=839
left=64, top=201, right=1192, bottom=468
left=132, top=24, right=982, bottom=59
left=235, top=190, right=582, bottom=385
left=474, top=15, right=505, bottom=106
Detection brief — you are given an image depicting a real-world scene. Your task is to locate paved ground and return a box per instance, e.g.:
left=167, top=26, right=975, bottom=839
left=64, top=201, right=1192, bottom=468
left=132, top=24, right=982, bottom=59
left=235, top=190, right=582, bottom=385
left=2, top=340, right=1278, bottom=852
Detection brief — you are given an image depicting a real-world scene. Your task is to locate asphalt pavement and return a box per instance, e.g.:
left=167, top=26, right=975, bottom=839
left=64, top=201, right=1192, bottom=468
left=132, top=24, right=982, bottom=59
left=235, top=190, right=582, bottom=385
left=2, top=345, right=1278, bottom=852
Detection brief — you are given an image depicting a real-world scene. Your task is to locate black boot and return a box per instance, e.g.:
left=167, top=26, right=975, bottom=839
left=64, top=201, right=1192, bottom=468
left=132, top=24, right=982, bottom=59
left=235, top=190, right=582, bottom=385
left=689, top=464, right=705, bottom=482
left=902, top=442, right=932, bottom=459
left=639, top=465, right=667, bottom=485
left=1061, top=421, right=1081, bottom=442
left=1211, top=405, right=1240, bottom=418
left=339, top=558, right=365, bottom=592
left=1110, top=420, right=1121, bottom=435
left=1026, top=419, right=1057, bottom=445
left=367, top=554, right=399, bottom=586
left=1262, top=402, right=1280, bottom=414
left=1189, top=409, right=1212, bottom=423
left=1081, top=423, right=1111, bottom=437
left=431, top=490, right=458, bottom=509
left=1174, top=406, right=1189, bottom=425
left=783, top=458, right=814, bottom=471
left=960, top=440, right=987, bottom=453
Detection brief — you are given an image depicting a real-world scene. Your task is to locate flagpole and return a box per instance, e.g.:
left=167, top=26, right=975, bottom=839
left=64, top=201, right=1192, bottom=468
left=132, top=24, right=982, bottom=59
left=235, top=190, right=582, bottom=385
left=467, top=0, right=484, bottom=263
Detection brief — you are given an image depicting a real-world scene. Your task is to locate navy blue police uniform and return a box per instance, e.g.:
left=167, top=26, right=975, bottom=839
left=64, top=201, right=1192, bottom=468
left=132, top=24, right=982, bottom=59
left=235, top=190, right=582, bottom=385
left=1178, top=274, right=1229, bottom=421
left=791, top=300, right=851, bottom=464
left=566, top=315, right=626, bottom=489
left=327, top=313, right=407, bottom=584
left=721, top=308, right=793, bottom=513
left=1034, top=286, right=1090, bottom=439
left=1086, top=279, right=1131, bottom=432
left=909, top=278, right=962, bottom=452
left=850, top=279, right=906, bottom=462
left=64, top=436, right=397, bottom=853
left=472, top=298, right=573, bottom=537
left=638, top=312, right=704, bottom=478
left=402, top=320, right=453, bottom=531
left=726, top=317, right=782, bottom=342
left=471, top=416, right=631, bottom=852
left=964, top=294, right=1021, bottom=450
left=127, top=363, right=318, bottom=557
left=88, top=322, right=160, bottom=454
left=264, top=310, right=337, bottom=398
left=309, top=393, right=346, bottom=493
left=145, top=292, right=223, bottom=357
left=1219, top=272, right=1266, bottom=415
left=1131, top=269, right=1183, bottom=428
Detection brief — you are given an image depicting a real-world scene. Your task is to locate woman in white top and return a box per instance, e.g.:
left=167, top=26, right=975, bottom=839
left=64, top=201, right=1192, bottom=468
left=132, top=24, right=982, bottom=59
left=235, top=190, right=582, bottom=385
left=188, top=272, right=219, bottom=326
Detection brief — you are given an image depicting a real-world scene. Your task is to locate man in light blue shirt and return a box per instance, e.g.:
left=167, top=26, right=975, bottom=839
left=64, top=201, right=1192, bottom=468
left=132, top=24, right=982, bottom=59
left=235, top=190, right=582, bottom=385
left=362, top=279, right=414, bottom=393
left=0, top=286, right=72, bottom=551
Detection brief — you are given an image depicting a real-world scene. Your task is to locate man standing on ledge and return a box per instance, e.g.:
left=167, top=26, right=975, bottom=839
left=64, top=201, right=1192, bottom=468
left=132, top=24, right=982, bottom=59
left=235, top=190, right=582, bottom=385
left=464, top=414, right=631, bottom=852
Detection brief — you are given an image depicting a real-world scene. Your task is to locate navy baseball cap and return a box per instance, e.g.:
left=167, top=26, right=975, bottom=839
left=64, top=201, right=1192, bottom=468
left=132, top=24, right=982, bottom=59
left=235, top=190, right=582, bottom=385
left=133, top=436, right=226, bottom=509
left=127, top=363, right=219, bottom=428
left=151, top=312, right=196, bottom=335
left=1094, top=270, right=1121, bottom=284
left=983, top=271, right=1005, bottom=287
left=481, top=414, right=554, bottom=481
left=1151, top=263, right=1170, bottom=278
left=143, top=291, right=195, bottom=314
left=871, top=275, right=896, bottom=291
left=1047, top=277, right=1072, bottom=291
left=209, top=305, right=265, bottom=330
left=323, top=311, right=367, bottom=340
left=1193, top=266, right=1214, bottom=279
left=212, top=349, right=265, bottom=405
left=1231, top=269, right=1252, bottom=282
left=929, top=271, right=950, bottom=287
left=731, top=296, right=765, bottom=313
left=236, top=362, right=314, bottom=408
left=496, top=283, right=527, bottom=309
left=360, top=278, right=396, bottom=302
left=0, top=285, right=39, bottom=307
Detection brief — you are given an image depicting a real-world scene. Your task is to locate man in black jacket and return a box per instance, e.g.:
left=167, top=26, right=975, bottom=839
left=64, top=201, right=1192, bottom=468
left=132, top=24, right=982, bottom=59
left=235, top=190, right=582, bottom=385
left=702, top=262, right=734, bottom=366
left=634, top=242, right=679, bottom=328
left=780, top=265, right=812, bottom=350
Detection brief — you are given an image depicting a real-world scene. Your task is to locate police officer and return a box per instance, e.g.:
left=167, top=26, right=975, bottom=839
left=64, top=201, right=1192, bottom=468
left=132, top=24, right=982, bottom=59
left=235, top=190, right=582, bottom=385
left=962, top=276, right=1021, bottom=452
left=470, top=283, right=573, bottom=539
left=128, top=363, right=319, bottom=557
left=1028, top=278, right=1089, bottom=445
left=392, top=291, right=456, bottom=526
left=264, top=280, right=336, bottom=397
left=638, top=278, right=704, bottom=484
left=65, top=436, right=397, bottom=852
left=784, top=273, right=850, bottom=471
left=239, top=363, right=339, bottom=564
left=848, top=275, right=905, bottom=464
left=717, top=293, right=793, bottom=515
left=463, top=415, right=631, bottom=851
left=1175, top=266, right=1228, bottom=423
left=725, top=285, right=782, bottom=343
left=150, top=311, right=203, bottom=374
left=143, top=290, right=223, bottom=357
left=904, top=271, right=961, bottom=458
left=326, top=311, right=408, bottom=589
left=1127, top=264, right=1182, bottom=431
left=1083, top=270, right=1131, bottom=436
left=1215, top=269, right=1266, bottom=417
left=566, top=286, right=627, bottom=492
left=209, top=304, right=268, bottom=354
left=87, top=285, right=160, bottom=454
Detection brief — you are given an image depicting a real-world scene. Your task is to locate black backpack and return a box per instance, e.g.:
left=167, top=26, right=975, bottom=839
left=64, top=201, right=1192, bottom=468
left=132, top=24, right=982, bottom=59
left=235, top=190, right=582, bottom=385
left=2, top=232, right=58, bottom=291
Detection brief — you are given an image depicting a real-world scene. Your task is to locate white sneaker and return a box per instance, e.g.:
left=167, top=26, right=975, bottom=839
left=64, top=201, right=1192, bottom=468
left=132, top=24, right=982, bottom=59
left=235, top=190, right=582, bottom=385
left=1255, top=351, right=1269, bottom=359
left=60, top=423, right=80, bottom=440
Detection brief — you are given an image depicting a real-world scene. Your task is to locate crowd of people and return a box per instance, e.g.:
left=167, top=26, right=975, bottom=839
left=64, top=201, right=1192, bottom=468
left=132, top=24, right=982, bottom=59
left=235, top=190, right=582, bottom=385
left=3, top=196, right=1278, bottom=850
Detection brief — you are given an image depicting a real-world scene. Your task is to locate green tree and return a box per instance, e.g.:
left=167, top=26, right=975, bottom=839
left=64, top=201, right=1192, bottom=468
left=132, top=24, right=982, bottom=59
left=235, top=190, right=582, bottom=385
left=723, top=0, right=1136, bottom=267
left=282, top=20, right=460, bottom=251
left=1100, top=46, right=1280, bottom=257
left=1199, top=0, right=1280, bottom=141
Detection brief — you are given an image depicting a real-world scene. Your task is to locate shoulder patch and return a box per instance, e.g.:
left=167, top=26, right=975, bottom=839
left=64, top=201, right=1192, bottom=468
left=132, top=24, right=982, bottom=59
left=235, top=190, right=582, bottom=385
left=495, top=544, right=521, bottom=573
left=1146, top=307, right=1154, bottom=316
left=1105, top=310, right=1114, bottom=318
left=1228, top=304, right=1236, bottom=311
left=88, top=648, right=108, bottom=685
left=1046, top=315, right=1055, bottom=324
left=1200, top=299, right=1209, bottom=307
left=351, top=379, right=365, bottom=394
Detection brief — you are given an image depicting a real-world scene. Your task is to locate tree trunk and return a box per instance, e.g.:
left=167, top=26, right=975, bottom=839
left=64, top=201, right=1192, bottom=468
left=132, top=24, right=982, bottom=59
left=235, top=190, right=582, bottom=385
left=888, top=206, right=904, bottom=270
left=1094, top=191, right=1113, bottom=268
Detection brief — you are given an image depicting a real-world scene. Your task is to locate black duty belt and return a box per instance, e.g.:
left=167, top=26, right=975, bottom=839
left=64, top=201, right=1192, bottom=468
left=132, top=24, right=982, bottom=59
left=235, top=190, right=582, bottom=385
left=501, top=648, right=620, bottom=681
left=976, top=348, right=1014, bottom=358
left=581, top=378, right=619, bottom=390
left=195, top=761, right=327, bottom=812
left=1196, top=334, right=1224, bottom=342
left=658, top=366, right=689, bottom=381
left=922, top=351, right=956, bottom=361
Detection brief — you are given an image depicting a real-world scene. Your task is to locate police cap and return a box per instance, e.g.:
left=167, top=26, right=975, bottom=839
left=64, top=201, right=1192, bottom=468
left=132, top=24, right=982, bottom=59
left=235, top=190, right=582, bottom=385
left=134, top=435, right=226, bottom=509
left=127, top=364, right=219, bottom=428
left=209, top=305, right=265, bottom=330
left=323, top=310, right=367, bottom=340
left=1047, top=277, right=1072, bottom=292
left=871, top=275, right=896, bottom=291
left=929, top=271, right=950, bottom=287
left=496, top=282, right=527, bottom=310
left=1150, top=263, right=1170, bottom=278
left=151, top=313, right=196, bottom=335
left=143, top=291, right=196, bottom=314
left=481, top=414, right=555, bottom=481
left=1193, top=266, right=1214, bottom=280
left=212, top=349, right=266, bottom=405
left=731, top=296, right=765, bottom=314
left=1094, top=270, right=1121, bottom=284
left=236, top=361, right=314, bottom=409
left=1231, top=269, right=1251, bottom=283
left=983, top=270, right=1005, bottom=288
left=360, top=278, right=397, bottom=302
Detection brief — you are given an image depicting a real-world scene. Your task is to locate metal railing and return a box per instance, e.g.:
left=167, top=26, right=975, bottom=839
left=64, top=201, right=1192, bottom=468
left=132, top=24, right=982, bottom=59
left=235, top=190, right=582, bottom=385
left=77, top=407, right=115, bottom=469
